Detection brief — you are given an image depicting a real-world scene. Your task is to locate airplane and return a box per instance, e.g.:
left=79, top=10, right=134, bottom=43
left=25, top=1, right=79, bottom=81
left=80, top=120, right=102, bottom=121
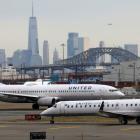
left=0, top=84, right=124, bottom=110
left=40, top=99, right=140, bottom=125
left=24, top=79, right=52, bottom=86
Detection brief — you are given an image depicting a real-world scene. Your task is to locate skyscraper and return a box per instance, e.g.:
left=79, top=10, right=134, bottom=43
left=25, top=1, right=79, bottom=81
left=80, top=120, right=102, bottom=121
left=53, top=48, right=59, bottom=64
left=30, top=54, right=42, bottom=66
left=0, top=49, right=6, bottom=67
left=96, top=41, right=106, bottom=64
left=20, top=50, right=32, bottom=66
left=99, top=41, right=105, bottom=63
left=12, top=49, right=32, bottom=67
left=12, top=50, right=21, bottom=67
left=43, top=40, right=49, bottom=65
left=78, top=37, right=90, bottom=53
left=28, top=1, right=39, bottom=55
left=28, top=0, right=42, bottom=66
left=124, top=44, right=138, bottom=56
left=67, top=33, right=79, bottom=58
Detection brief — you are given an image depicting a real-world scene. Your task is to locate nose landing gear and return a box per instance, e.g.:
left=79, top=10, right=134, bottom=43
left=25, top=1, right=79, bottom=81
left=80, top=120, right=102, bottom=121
left=32, top=103, right=39, bottom=110
left=50, top=116, right=54, bottom=124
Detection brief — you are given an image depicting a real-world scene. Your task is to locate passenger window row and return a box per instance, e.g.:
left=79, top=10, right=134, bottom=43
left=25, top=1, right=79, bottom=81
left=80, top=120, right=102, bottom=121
left=1, top=90, right=95, bottom=93
left=65, top=103, right=140, bottom=108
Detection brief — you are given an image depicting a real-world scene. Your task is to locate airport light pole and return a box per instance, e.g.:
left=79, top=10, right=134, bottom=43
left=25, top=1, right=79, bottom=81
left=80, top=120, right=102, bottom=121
left=0, top=64, right=2, bottom=82
left=61, top=43, right=65, bottom=80
left=133, top=62, right=136, bottom=84
left=118, top=65, right=121, bottom=82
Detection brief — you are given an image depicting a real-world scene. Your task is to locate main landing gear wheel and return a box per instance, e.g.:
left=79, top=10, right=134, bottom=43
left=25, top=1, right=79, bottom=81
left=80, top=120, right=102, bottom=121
left=50, top=116, right=54, bottom=124
left=136, top=118, right=140, bottom=124
left=32, top=103, right=39, bottom=110
left=119, top=117, right=128, bottom=125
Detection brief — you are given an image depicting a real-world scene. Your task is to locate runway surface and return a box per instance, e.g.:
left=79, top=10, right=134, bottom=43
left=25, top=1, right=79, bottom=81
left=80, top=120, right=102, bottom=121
left=0, top=110, right=139, bottom=140
left=0, top=102, right=140, bottom=140
left=0, top=121, right=140, bottom=140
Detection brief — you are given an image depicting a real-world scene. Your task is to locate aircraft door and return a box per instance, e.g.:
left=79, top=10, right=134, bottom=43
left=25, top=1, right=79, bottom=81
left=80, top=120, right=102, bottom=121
left=60, top=103, right=65, bottom=115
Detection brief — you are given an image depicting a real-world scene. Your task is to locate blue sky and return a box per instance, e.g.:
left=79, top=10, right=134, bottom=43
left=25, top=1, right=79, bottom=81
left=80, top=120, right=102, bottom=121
left=0, top=0, right=140, bottom=62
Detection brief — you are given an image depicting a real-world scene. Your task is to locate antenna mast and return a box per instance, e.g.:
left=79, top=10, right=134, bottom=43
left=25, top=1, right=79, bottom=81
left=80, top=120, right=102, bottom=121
left=32, top=0, right=34, bottom=17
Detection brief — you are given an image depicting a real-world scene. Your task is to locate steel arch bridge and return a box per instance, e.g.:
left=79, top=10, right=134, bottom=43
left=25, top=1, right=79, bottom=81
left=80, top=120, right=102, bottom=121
left=56, top=47, right=139, bottom=65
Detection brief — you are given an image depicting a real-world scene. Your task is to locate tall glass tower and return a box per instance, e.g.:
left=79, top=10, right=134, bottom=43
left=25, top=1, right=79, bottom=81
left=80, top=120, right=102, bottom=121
left=67, top=33, right=79, bottom=58
left=43, top=40, right=49, bottom=65
left=28, top=1, right=39, bottom=55
left=53, top=48, right=59, bottom=64
left=28, top=0, right=42, bottom=66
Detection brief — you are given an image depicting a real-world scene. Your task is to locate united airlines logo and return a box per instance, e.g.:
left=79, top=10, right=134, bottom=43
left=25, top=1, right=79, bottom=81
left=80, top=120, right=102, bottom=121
left=69, top=86, right=92, bottom=90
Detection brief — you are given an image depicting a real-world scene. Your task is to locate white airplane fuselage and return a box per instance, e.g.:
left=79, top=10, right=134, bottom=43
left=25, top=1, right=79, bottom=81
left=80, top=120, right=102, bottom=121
left=0, top=84, right=124, bottom=109
left=41, top=99, right=140, bottom=124
left=42, top=99, right=140, bottom=117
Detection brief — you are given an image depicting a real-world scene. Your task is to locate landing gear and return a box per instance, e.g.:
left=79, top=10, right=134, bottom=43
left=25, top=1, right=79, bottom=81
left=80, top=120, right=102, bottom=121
left=136, top=118, right=140, bottom=124
left=32, top=103, right=39, bottom=110
left=119, top=117, right=128, bottom=125
left=50, top=116, right=54, bottom=124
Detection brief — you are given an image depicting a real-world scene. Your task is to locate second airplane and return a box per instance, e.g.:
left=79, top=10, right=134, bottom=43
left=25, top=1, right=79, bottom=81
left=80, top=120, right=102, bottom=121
left=41, top=99, right=140, bottom=125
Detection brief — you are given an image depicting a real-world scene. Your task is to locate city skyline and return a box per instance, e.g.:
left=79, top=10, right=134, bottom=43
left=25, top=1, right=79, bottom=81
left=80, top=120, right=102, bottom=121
left=0, top=0, right=140, bottom=63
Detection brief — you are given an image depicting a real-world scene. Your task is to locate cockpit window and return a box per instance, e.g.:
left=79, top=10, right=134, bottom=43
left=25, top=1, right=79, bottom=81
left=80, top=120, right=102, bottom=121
left=109, top=89, right=118, bottom=92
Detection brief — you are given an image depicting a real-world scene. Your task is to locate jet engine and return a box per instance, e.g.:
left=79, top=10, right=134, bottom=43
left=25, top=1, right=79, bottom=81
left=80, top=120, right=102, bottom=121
left=37, top=97, right=59, bottom=106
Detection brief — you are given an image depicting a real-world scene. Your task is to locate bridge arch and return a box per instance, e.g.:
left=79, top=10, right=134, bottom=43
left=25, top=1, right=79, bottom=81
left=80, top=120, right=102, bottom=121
left=57, top=47, right=139, bottom=65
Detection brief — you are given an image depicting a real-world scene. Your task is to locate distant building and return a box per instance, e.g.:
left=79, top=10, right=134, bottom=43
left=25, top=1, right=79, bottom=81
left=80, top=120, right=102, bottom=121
left=78, top=37, right=90, bottom=54
left=28, top=16, right=39, bottom=55
left=0, top=65, right=17, bottom=80
left=67, top=32, right=79, bottom=58
left=0, top=65, right=30, bottom=80
left=12, top=50, right=21, bottom=67
left=20, top=50, right=32, bottom=67
left=0, top=49, right=6, bottom=67
left=96, top=41, right=105, bottom=64
left=43, top=40, right=49, bottom=65
left=28, top=1, right=39, bottom=56
left=67, top=33, right=90, bottom=58
left=28, top=1, right=42, bottom=66
left=7, top=57, right=13, bottom=66
left=99, top=41, right=105, bottom=63
left=53, top=48, right=59, bottom=64
left=12, top=49, right=32, bottom=67
left=124, top=44, right=138, bottom=56
left=103, top=60, right=140, bottom=82
left=30, top=54, right=42, bottom=66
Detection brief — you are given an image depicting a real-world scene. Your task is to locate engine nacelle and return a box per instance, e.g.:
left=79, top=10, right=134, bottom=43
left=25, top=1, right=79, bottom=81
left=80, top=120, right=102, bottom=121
left=37, top=97, right=59, bottom=106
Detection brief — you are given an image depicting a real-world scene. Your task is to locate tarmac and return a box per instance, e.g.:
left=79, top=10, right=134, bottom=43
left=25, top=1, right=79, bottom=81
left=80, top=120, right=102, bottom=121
left=0, top=102, right=140, bottom=140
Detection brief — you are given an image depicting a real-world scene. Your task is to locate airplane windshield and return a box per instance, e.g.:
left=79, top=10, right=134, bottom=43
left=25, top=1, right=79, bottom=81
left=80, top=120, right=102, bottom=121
left=109, top=89, right=118, bottom=92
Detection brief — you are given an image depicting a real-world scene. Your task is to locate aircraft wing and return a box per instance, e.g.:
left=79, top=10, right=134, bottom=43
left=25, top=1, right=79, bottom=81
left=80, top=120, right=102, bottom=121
left=98, top=110, right=125, bottom=118
left=0, top=92, right=39, bottom=101
left=98, top=101, right=131, bottom=118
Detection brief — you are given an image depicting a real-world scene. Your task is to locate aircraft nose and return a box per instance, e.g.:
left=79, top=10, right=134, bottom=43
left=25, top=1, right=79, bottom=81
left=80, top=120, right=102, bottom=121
left=40, top=108, right=52, bottom=116
left=118, top=91, right=125, bottom=97
left=40, top=109, right=47, bottom=116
